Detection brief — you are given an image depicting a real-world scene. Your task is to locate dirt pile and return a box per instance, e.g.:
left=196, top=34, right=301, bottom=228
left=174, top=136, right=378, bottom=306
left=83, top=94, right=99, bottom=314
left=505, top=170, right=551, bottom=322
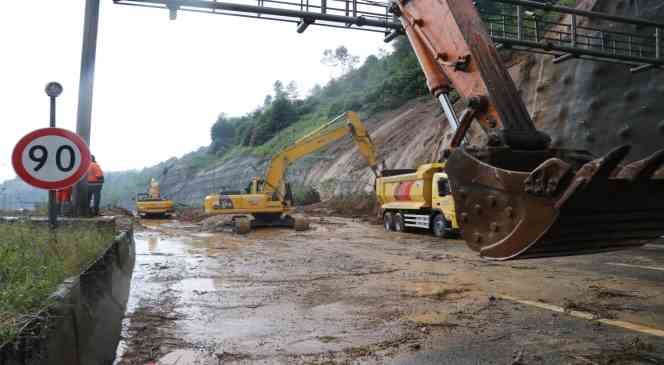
left=198, top=214, right=234, bottom=232
left=304, top=192, right=380, bottom=221
left=176, top=207, right=208, bottom=223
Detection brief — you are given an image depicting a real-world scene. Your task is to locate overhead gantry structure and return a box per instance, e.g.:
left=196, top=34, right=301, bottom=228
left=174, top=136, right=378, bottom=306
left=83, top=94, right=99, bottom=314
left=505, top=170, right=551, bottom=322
left=114, top=0, right=664, bottom=72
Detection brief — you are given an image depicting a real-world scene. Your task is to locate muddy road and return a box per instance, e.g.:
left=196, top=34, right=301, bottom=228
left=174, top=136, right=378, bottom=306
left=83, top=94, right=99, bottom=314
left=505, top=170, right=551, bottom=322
left=114, top=217, right=664, bottom=364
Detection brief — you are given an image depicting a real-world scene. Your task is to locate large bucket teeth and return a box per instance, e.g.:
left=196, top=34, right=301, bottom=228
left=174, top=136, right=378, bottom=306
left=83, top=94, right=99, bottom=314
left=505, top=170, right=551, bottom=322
left=446, top=147, right=664, bottom=260
left=616, top=149, right=664, bottom=181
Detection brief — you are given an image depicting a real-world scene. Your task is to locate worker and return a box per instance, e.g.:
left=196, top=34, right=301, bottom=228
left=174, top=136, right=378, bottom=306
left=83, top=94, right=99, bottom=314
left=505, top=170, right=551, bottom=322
left=56, top=186, right=72, bottom=216
left=87, top=155, right=104, bottom=216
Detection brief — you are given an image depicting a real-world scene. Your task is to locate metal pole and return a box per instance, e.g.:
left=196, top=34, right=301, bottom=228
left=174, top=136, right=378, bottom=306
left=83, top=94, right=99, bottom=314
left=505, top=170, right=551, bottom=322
left=502, top=15, right=506, bottom=38
left=656, top=28, right=661, bottom=59
left=571, top=14, right=577, bottom=47
left=45, top=82, right=63, bottom=227
left=516, top=5, right=522, bottom=40
left=73, top=0, right=101, bottom=217
left=48, top=96, right=58, bottom=228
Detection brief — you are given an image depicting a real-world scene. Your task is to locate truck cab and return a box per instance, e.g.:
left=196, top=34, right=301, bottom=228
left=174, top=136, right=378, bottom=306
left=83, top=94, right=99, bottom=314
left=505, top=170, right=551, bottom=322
left=431, top=172, right=458, bottom=233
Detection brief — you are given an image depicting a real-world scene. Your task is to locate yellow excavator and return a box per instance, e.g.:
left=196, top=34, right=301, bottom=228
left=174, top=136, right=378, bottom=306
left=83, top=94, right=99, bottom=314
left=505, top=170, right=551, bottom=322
left=204, top=111, right=379, bottom=233
left=135, top=178, right=175, bottom=218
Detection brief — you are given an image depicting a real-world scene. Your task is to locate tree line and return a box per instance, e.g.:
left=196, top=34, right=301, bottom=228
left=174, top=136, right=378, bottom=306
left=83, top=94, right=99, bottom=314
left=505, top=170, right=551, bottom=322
left=209, top=38, right=428, bottom=155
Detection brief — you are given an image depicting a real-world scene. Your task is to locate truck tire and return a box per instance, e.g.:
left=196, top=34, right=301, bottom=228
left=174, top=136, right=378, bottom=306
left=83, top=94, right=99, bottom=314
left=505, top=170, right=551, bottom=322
left=383, top=212, right=394, bottom=231
left=394, top=213, right=405, bottom=232
left=432, top=214, right=450, bottom=238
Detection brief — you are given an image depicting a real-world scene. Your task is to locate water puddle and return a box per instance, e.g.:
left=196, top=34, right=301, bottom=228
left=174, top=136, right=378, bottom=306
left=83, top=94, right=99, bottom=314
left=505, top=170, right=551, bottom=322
left=155, top=349, right=217, bottom=365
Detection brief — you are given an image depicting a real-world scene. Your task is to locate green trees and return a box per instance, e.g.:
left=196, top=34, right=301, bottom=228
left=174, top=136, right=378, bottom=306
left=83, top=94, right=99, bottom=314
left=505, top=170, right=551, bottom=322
left=208, top=37, right=428, bottom=154
left=210, top=113, right=236, bottom=154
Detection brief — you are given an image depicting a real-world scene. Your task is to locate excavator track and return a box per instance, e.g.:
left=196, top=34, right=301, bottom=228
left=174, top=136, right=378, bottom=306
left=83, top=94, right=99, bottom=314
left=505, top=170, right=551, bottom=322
left=447, top=146, right=664, bottom=260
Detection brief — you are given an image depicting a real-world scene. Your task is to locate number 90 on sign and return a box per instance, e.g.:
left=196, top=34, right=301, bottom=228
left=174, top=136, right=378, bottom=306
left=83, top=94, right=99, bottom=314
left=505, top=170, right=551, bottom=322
left=23, top=136, right=79, bottom=180
left=12, top=128, right=91, bottom=190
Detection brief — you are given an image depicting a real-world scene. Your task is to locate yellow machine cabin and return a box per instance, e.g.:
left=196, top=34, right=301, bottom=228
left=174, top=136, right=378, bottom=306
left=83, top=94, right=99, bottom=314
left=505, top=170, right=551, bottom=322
left=376, top=163, right=458, bottom=238
left=135, top=178, right=175, bottom=218
left=204, top=111, right=379, bottom=233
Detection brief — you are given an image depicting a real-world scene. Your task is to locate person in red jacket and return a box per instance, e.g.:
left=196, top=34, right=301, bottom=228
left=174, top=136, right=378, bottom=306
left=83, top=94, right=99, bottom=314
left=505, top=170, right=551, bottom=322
left=87, top=155, right=104, bottom=216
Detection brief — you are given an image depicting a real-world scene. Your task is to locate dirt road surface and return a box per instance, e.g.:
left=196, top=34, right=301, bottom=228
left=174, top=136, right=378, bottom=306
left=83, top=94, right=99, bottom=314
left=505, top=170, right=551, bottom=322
left=114, top=216, right=664, bottom=364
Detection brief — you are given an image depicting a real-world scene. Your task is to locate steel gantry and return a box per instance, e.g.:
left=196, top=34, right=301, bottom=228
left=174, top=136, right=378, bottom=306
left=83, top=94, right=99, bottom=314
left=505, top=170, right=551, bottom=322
left=113, top=0, right=664, bottom=72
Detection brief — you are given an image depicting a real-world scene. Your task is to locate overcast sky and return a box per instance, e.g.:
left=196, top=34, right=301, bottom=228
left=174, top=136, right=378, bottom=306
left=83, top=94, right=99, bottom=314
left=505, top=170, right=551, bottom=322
left=0, top=1, right=386, bottom=182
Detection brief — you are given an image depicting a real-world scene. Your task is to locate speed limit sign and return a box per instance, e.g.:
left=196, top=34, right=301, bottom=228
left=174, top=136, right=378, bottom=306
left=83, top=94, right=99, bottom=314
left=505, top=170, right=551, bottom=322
left=12, top=128, right=91, bottom=190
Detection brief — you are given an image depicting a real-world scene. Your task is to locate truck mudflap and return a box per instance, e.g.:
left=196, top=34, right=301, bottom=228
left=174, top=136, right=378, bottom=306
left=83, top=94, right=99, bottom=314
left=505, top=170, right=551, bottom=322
left=446, top=145, right=664, bottom=260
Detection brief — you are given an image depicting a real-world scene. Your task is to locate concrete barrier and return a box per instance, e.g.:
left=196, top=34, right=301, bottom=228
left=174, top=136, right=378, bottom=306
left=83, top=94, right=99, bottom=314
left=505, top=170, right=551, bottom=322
left=0, top=220, right=135, bottom=365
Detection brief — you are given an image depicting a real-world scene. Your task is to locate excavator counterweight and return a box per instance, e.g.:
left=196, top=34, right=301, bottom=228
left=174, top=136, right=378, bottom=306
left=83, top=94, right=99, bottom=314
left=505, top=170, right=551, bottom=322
left=395, top=0, right=664, bottom=259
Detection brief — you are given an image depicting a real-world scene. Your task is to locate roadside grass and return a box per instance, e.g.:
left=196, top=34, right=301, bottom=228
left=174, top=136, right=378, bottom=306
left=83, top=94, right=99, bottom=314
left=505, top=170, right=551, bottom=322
left=0, top=221, right=115, bottom=344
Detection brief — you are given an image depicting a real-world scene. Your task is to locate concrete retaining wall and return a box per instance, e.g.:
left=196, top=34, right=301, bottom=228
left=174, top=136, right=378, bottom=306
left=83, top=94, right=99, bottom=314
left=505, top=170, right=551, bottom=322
left=0, top=222, right=135, bottom=365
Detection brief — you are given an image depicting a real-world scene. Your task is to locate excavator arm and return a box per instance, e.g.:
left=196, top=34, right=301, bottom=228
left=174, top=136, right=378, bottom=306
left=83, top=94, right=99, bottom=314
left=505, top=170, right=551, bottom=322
left=392, top=0, right=664, bottom=260
left=262, top=111, right=379, bottom=197
left=393, top=0, right=549, bottom=150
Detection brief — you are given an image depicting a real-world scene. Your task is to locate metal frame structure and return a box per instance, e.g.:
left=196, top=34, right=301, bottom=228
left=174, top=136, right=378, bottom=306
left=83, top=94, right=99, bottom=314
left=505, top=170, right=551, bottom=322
left=481, top=0, right=664, bottom=72
left=113, top=0, right=400, bottom=33
left=113, top=0, right=664, bottom=71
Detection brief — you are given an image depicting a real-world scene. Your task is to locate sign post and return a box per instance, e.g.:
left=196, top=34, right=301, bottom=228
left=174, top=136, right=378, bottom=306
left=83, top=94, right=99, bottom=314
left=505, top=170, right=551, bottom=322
left=45, top=82, right=63, bottom=227
left=12, top=83, right=91, bottom=227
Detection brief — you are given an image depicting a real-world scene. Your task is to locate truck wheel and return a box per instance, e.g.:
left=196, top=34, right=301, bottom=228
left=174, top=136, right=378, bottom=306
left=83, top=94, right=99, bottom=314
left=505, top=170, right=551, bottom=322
left=394, top=213, right=405, bottom=232
left=383, top=212, right=394, bottom=231
left=432, top=214, right=449, bottom=238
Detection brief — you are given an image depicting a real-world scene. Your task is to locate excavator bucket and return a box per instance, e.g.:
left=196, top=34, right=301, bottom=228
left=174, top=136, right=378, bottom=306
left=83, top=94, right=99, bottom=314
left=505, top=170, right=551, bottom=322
left=446, top=145, right=664, bottom=260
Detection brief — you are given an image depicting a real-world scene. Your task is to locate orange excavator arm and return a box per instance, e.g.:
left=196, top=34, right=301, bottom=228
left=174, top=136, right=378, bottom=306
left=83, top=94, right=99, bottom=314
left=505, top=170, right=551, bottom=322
left=391, top=0, right=664, bottom=260
left=392, top=0, right=550, bottom=150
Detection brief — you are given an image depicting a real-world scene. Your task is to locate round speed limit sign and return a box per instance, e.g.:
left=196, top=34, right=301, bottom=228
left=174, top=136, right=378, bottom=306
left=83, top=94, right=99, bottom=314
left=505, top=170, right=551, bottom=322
left=12, top=128, right=91, bottom=190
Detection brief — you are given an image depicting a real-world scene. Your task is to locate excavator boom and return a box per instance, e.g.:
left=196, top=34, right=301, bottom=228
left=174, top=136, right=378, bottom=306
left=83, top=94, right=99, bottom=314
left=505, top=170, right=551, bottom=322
left=203, top=111, right=378, bottom=233
left=263, top=111, right=378, bottom=196
left=394, top=0, right=664, bottom=259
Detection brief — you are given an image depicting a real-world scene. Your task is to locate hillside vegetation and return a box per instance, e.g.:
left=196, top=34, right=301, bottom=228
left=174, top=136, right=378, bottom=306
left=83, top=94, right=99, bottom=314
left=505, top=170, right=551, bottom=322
left=83, top=38, right=429, bottom=208
left=209, top=38, right=428, bottom=159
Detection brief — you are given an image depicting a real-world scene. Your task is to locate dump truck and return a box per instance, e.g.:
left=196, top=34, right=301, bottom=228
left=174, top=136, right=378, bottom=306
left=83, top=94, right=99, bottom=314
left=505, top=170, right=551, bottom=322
left=135, top=178, right=175, bottom=218
left=203, top=111, right=379, bottom=233
left=377, top=163, right=458, bottom=238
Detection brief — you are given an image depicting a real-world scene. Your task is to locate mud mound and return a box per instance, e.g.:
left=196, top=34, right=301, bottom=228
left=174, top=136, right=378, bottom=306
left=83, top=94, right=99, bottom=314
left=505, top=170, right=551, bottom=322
left=177, top=207, right=208, bottom=223
left=304, top=193, right=380, bottom=222
left=101, top=206, right=134, bottom=217
left=199, top=214, right=235, bottom=232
